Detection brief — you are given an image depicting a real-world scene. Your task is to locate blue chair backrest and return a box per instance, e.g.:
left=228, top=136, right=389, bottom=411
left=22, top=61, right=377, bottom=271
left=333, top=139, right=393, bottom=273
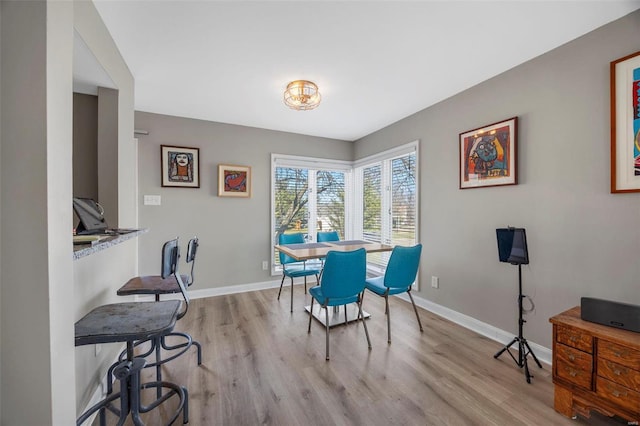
left=321, top=248, right=366, bottom=299
left=317, top=231, right=340, bottom=242
left=384, top=244, right=422, bottom=289
left=278, top=232, right=305, bottom=265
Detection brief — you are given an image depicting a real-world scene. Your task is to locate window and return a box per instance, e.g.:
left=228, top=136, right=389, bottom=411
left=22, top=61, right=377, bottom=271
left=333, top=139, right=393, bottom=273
left=271, top=143, right=418, bottom=273
left=271, top=155, right=352, bottom=270
left=354, top=142, right=418, bottom=273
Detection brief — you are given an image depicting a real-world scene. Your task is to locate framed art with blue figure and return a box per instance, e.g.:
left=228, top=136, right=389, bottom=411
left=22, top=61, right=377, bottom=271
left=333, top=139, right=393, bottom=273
left=610, top=50, right=640, bottom=193
left=459, top=117, right=518, bottom=189
left=218, top=164, right=251, bottom=198
left=161, top=145, right=200, bottom=188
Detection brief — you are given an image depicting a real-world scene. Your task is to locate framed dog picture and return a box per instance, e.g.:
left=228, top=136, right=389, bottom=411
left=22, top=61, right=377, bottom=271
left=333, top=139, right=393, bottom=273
left=218, top=164, right=251, bottom=197
left=161, top=145, right=200, bottom=188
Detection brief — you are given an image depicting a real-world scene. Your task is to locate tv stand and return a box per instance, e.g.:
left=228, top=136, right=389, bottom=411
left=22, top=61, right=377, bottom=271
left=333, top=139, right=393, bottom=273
left=493, top=263, right=543, bottom=383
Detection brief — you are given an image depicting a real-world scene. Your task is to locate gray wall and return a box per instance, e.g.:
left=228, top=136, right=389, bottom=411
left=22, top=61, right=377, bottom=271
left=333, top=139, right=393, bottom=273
left=73, top=93, right=98, bottom=201
left=135, top=112, right=353, bottom=286
left=355, top=10, right=640, bottom=349
left=72, top=0, right=137, bottom=416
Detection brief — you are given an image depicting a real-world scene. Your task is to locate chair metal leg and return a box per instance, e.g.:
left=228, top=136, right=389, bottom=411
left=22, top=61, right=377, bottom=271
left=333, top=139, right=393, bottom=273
left=153, top=336, right=163, bottom=399
left=407, top=290, right=424, bottom=332
left=385, top=295, right=391, bottom=343
left=290, top=277, right=294, bottom=313
left=308, top=297, right=314, bottom=333
left=325, top=306, right=330, bottom=360
left=358, top=296, right=372, bottom=349
left=344, top=304, right=348, bottom=325
left=277, top=275, right=285, bottom=300
left=304, top=276, right=307, bottom=294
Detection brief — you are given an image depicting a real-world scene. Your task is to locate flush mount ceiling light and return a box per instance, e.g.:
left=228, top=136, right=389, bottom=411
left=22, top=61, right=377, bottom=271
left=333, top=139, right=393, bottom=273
left=283, top=80, right=321, bottom=111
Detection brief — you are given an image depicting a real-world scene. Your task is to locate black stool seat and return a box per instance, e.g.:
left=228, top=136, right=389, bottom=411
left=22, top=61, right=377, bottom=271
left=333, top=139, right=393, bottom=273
left=76, top=301, right=181, bottom=346
left=75, top=301, right=189, bottom=426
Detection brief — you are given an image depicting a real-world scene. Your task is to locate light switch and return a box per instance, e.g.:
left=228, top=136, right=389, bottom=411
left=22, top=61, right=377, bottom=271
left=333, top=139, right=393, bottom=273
left=144, top=195, right=161, bottom=206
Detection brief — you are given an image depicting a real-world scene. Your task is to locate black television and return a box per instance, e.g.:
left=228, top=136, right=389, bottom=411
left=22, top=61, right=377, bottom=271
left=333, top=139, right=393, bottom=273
left=73, top=198, right=108, bottom=235
left=496, top=227, right=529, bottom=265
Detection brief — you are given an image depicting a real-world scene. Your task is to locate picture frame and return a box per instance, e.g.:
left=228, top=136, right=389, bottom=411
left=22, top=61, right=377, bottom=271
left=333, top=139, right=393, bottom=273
left=161, top=145, right=200, bottom=188
left=459, top=117, right=518, bottom=189
left=218, top=164, right=251, bottom=197
left=610, top=50, right=640, bottom=193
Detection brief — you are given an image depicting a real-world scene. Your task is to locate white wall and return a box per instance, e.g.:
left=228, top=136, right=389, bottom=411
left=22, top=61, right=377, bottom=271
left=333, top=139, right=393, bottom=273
left=135, top=112, right=353, bottom=285
left=1, top=1, right=75, bottom=424
left=354, top=10, right=640, bottom=349
left=0, top=1, right=136, bottom=423
left=73, top=0, right=137, bottom=414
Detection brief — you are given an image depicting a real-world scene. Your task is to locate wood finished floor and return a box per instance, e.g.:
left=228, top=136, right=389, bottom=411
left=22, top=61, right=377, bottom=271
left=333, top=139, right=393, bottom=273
left=104, top=285, right=627, bottom=425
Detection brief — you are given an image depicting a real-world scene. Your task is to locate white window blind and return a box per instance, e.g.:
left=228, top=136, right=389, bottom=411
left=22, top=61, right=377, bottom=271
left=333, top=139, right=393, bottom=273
left=271, top=144, right=417, bottom=274
left=271, top=155, right=351, bottom=271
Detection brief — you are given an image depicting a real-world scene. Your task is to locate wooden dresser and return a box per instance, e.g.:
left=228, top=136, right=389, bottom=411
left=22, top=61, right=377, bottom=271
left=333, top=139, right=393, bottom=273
left=550, top=306, right=640, bottom=423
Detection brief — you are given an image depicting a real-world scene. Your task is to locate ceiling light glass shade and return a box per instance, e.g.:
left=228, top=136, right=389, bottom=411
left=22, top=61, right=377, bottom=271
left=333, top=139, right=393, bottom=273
left=284, top=80, right=321, bottom=111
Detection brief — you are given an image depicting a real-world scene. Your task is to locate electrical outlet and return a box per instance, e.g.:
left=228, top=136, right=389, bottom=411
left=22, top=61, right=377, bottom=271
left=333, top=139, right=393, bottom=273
left=95, top=344, right=102, bottom=356
left=262, top=261, right=269, bottom=270
left=431, top=276, right=439, bottom=289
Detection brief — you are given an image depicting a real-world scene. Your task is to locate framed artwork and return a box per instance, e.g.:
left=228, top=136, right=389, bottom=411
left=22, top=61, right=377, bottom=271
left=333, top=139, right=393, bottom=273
left=218, top=164, right=251, bottom=197
left=459, top=117, right=518, bottom=189
left=610, top=50, right=640, bottom=193
left=161, top=145, right=200, bottom=188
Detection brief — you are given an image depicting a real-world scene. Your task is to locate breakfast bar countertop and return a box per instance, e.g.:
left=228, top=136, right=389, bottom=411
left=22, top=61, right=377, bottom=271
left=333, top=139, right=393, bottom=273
left=73, top=228, right=148, bottom=261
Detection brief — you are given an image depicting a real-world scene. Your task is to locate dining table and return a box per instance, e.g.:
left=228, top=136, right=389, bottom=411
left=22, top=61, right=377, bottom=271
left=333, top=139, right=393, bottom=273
left=274, top=239, right=393, bottom=327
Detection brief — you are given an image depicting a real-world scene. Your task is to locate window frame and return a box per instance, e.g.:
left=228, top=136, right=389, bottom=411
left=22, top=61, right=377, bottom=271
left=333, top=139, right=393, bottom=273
left=270, top=141, right=419, bottom=276
left=271, top=154, right=353, bottom=274
left=354, top=141, right=419, bottom=275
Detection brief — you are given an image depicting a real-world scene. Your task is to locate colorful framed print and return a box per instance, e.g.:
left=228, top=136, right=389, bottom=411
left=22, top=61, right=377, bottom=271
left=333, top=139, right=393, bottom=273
left=610, top=51, right=640, bottom=193
left=459, top=117, right=518, bottom=189
left=161, top=145, right=200, bottom=188
left=218, top=164, right=251, bottom=197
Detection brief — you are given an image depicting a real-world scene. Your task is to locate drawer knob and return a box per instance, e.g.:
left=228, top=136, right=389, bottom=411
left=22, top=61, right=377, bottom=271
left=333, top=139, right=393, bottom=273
left=569, top=336, right=578, bottom=342
left=613, top=351, right=627, bottom=358
left=568, top=354, right=576, bottom=361
left=612, top=390, right=627, bottom=398
left=614, top=369, right=622, bottom=376
left=569, top=369, right=578, bottom=378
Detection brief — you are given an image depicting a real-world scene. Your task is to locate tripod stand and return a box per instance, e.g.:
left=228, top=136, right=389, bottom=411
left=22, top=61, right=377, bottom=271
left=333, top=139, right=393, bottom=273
left=494, top=263, right=542, bottom=383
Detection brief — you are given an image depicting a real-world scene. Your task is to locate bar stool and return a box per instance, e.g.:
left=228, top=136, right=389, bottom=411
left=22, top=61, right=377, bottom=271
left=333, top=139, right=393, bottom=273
left=75, top=300, right=189, bottom=425
left=108, top=237, right=202, bottom=395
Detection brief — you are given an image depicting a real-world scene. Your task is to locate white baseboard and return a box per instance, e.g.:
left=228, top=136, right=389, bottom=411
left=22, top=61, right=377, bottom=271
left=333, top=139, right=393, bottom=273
left=395, top=293, right=552, bottom=366
left=189, top=279, right=282, bottom=299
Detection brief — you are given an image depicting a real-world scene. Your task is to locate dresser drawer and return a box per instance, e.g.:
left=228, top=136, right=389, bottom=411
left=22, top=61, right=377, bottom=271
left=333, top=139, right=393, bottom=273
left=599, top=340, right=640, bottom=370
left=556, top=343, right=592, bottom=365
left=557, top=325, right=593, bottom=353
left=557, top=359, right=593, bottom=390
left=596, top=376, right=640, bottom=414
left=598, top=358, right=640, bottom=392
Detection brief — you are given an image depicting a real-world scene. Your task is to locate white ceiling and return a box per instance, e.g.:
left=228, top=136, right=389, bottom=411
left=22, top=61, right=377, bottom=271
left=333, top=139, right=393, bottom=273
left=88, top=0, right=640, bottom=141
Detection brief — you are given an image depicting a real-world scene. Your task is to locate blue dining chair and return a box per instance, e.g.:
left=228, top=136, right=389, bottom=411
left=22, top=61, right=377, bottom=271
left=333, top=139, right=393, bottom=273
left=364, top=244, right=423, bottom=344
left=315, top=231, right=340, bottom=271
left=317, top=231, right=340, bottom=242
left=278, top=232, right=321, bottom=313
left=307, top=248, right=371, bottom=360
